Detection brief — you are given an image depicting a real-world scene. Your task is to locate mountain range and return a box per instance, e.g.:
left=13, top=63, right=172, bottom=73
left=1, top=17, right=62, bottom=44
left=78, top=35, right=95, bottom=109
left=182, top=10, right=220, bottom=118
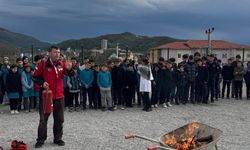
left=0, top=27, right=182, bottom=53
left=0, top=27, right=50, bottom=51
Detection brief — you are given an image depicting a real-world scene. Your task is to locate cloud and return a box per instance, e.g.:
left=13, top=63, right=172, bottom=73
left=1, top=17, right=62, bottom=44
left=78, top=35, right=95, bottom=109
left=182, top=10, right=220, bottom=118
left=0, top=0, right=250, bottom=44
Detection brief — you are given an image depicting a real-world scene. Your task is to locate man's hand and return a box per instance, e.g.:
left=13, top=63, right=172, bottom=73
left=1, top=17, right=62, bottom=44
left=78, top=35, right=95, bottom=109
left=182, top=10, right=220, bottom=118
left=43, top=82, right=49, bottom=89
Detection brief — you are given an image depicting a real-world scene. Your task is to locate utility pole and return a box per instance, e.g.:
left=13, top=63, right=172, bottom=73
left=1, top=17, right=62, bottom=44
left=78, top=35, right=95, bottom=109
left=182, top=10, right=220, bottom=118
left=81, top=46, right=84, bottom=64
left=31, top=45, right=34, bottom=63
left=116, top=43, right=119, bottom=58
left=205, top=27, right=215, bottom=56
left=126, top=46, right=129, bottom=59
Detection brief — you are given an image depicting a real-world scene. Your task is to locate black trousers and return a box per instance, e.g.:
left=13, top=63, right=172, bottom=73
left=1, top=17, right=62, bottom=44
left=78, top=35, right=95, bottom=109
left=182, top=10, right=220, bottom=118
left=93, top=86, right=101, bottom=108
left=82, top=86, right=93, bottom=108
left=17, top=92, right=23, bottom=111
left=222, top=80, right=231, bottom=98
left=141, top=92, right=151, bottom=109
left=176, top=83, right=185, bottom=104
left=9, top=98, right=18, bottom=110
left=151, top=84, right=159, bottom=105
left=113, top=87, right=124, bottom=106
left=64, top=87, right=69, bottom=108
left=215, top=77, right=221, bottom=99
left=124, top=86, right=135, bottom=107
left=170, top=85, right=176, bottom=103
left=37, top=98, right=64, bottom=143
left=234, top=80, right=243, bottom=99
left=184, top=80, right=195, bottom=102
left=246, top=83, right=250, bottom=99
left=68, top=92, right=79, bottom=108
left=207, top=78, right=215, bottom=101
left=195, top=82, right=208, bottom=103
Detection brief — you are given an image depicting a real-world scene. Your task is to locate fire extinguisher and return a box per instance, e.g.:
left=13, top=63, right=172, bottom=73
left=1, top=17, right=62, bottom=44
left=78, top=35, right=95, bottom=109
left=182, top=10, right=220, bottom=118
left=42, top=88, right=53, bottom=113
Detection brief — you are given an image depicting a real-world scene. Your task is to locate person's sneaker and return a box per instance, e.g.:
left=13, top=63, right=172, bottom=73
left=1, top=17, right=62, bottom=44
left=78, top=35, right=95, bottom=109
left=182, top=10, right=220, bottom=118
left=54, top=140, right=65, bottom=146
left=120, top=106, right=125, bottom=110
left=145, top=108, right=152, bottom=112
left=167, top=102, right=172, bottom=107
left=25, top=110, right=29, bottom=113
left=154, top=104, right=158, bottom=108
left=14, top=110, right=19, bottom=114
left=108, top=107, right=115, bottom=111
left=75, top=107, right=80, bottom=112
left=113, top=105, right=117, bottom=110
left=102, top=107, right=106, bottom=111
left=151, top=105, right=155, bottom=108
left=162, top=103, right=167, bottom=108
left=11, top=110, right=15, bottom=114
left=68, top=107, right=74, bottom=112
left=35, top=142, right=44, bottom=148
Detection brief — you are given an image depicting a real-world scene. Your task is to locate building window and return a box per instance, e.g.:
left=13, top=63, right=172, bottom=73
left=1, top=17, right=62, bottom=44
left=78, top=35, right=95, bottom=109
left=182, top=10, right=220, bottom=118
left=178, top=53, right=181, bottom=58
left=222, top=53, right=227, bottom=59
left=247, top=54, right=250, bottom=58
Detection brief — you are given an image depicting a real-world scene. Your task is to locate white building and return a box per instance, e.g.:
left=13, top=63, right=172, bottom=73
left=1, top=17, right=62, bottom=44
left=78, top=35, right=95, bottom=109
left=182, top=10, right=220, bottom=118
left=150, top=40, right=250, bottom=64
left=101, top=39, right=108, bottom=50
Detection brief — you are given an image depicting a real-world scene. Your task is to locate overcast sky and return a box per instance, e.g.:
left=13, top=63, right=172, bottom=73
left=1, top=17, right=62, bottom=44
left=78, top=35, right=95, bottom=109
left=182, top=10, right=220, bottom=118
left=0, top=0, right=250, bottom=44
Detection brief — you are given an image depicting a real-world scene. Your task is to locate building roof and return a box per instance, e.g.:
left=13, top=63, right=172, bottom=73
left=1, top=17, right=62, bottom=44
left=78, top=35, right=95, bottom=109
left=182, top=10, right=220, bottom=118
left=153, top=40, right=250, bottom=50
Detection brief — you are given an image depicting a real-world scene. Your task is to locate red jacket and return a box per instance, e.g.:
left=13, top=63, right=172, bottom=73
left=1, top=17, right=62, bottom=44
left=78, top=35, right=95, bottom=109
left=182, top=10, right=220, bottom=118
left=33, top=58, right=68, bottom=99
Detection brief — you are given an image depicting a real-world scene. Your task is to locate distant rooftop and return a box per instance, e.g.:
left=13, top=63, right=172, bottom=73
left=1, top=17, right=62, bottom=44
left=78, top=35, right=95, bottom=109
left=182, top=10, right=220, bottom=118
left=153, top=40, right=250, bottom=50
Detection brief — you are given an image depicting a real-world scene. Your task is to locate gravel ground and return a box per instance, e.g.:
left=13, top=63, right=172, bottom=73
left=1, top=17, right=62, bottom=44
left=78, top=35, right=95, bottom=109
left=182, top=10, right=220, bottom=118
left=0, top=98, right=250, bottom=150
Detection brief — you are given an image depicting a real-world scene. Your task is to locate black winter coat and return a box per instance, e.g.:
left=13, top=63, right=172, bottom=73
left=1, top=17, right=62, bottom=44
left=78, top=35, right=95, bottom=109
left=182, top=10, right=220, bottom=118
left=184, top=62, right=197, bottom=82
left=176, top=70, right=187, bottom=86
left=111, top=66, right=125, bottom=88
left=221, top=65, right=234, bottom=81
left=196, top=66, right=209, bottom=83
left=207, top=62, right=219, bottom=79
left=124, top=70, right=137, bottom=88
left=6, top=71, right=22, bottom=93
left=158, top=68, right=174, bottom=92
left=244, top=68, right=250, bottom=84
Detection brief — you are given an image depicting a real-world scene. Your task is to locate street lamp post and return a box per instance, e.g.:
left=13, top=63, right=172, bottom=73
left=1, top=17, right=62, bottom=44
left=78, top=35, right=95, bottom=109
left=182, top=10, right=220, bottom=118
left=205, top=27, right=215, bottom=56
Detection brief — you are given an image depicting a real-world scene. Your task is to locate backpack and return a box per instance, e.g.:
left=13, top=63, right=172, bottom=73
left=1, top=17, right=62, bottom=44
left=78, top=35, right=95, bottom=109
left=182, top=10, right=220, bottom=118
left=11, top=140, right=28, bottom=150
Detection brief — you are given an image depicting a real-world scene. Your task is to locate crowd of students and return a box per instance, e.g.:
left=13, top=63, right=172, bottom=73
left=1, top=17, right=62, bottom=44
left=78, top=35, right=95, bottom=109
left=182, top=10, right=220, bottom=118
left=0, top=52, right=250, bottom=113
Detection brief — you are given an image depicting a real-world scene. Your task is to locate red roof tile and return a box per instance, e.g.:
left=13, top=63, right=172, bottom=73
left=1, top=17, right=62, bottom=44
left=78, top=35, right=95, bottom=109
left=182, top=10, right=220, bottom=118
left=153, top=40, right=250, bottom=50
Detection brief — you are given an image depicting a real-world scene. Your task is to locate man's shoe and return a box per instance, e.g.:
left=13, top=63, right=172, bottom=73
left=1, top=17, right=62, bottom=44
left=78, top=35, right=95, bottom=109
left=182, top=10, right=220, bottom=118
left=54, top=140, right=65, bottom=146
left=162, top=103, right=167, bottom=108
left=167, top=102, right=172, bottom=107
left=145, top=108, right=152, bottom=112
left=108, top=107, right=115, bottom=111
left=35, top=142, right=44, bottom=148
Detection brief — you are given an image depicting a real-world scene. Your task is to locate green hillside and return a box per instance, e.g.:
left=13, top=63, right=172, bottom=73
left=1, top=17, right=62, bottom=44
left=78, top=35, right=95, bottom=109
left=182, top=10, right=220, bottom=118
left=57, top=32, right=182, bottom=53
left=0, top=27, right=50, bottom=51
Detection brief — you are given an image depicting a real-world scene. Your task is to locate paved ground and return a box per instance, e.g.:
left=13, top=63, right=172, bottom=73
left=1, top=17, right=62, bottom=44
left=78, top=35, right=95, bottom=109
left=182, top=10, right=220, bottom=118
left=0, top=98, right=250, bottom=150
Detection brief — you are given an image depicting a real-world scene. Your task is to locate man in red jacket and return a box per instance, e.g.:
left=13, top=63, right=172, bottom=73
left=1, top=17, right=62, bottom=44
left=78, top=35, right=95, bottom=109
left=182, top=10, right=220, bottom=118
left=33, top=46, right=72, bottom=148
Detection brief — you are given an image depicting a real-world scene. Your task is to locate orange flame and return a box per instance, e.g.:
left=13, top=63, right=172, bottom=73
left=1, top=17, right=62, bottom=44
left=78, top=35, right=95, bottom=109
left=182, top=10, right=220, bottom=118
left=164, top=120, right=207, bottom=150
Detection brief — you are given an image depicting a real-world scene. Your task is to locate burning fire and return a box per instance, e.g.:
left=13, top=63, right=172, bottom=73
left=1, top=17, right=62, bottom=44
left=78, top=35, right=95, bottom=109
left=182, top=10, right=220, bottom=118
left=164, top=120, right=207, bottom=150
